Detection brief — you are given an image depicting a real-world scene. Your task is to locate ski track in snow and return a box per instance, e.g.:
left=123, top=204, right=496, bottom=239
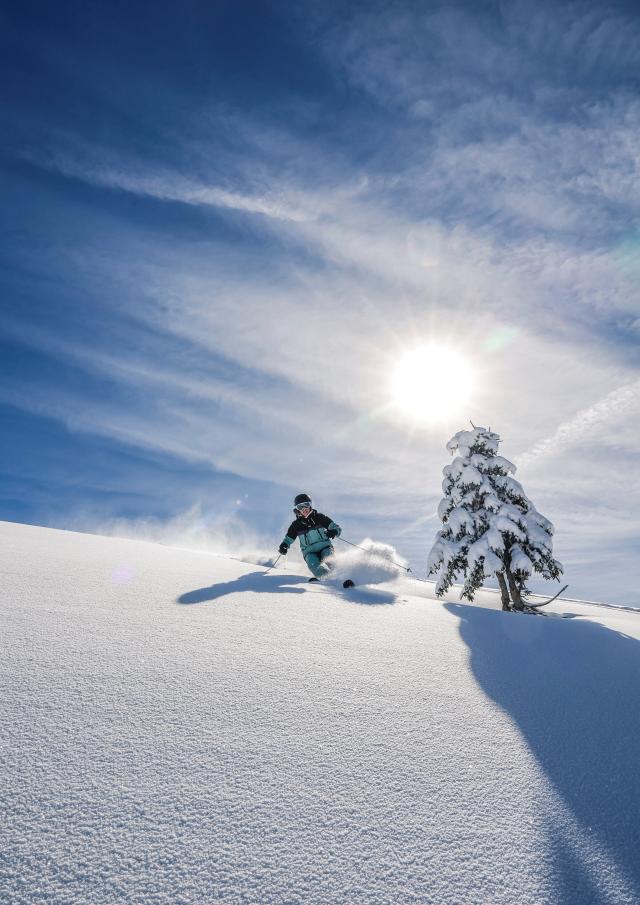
left=1, top=521, right=639, bottom=905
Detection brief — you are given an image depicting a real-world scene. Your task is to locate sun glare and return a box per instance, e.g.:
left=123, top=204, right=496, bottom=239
left=391, top=345, right=474, bottom=423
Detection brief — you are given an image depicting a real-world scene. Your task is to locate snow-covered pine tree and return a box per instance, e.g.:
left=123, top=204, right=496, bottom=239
left=427, top=427, right=563, bottom=611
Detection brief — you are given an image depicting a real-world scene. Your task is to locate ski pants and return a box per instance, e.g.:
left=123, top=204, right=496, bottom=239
left=304, top=544, right=334, bottom=578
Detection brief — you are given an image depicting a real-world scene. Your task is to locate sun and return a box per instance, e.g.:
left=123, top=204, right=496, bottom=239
left=391, top=344, right=475, bottom=423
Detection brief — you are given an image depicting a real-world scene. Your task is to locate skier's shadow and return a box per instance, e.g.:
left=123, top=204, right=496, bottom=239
left=177, top=571, right=397, bottom=606
left=177, top=571, right=308, bottom=604
left=446, top=602, right=640, bottom=903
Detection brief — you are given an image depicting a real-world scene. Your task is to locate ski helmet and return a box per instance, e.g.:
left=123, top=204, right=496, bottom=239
left=293, top=493, right=312, bottom=512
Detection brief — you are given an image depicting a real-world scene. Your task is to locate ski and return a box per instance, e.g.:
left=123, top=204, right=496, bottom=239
left=307, top=576, right=355, bottom=588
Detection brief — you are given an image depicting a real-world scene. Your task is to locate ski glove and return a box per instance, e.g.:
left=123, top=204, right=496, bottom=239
left=278, top=542, right=289, bottom=555
left=326, top=528, right=338, bottom=539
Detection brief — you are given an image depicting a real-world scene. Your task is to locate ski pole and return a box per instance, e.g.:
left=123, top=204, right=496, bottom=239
left=337, top=536, right=413, bottom=574
left=263, top=554, right=281, bottom=574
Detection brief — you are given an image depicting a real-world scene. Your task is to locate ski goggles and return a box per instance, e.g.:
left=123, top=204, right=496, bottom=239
left=294, top=500, right=313, bottom=512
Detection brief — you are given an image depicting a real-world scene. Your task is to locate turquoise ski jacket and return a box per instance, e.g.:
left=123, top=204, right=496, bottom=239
left=280, top=510, right=341, bottom=557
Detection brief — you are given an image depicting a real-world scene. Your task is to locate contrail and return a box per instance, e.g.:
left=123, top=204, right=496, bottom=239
left=519, top=377, right=640, bottom=469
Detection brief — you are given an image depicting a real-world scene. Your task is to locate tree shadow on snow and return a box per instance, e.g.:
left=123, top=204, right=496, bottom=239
left=446, top=603, right=640, bottom=904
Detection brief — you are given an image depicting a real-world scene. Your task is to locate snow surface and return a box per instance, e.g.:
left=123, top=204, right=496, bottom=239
left=2, top=520, right=640, bottom=905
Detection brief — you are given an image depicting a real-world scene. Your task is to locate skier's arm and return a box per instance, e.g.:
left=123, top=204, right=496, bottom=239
left=279, top=521, right=299, bottom=555
left=317, top=513, right=341, bottom=538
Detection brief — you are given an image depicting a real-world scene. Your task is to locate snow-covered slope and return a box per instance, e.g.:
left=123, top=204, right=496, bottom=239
left=2, top=520, right=639, bottom=905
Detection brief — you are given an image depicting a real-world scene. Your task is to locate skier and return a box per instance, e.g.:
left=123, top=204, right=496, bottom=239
left=278, top=493, right=348, bottom=583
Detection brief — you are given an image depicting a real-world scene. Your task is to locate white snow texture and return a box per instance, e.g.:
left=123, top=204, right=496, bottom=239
left=2, top=521, right=640, bottom=905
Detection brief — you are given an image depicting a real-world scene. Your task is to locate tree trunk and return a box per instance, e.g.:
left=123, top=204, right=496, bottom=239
left=505, top=566, right=524, bottom=611
left=497, top=571, right=511, bottom=610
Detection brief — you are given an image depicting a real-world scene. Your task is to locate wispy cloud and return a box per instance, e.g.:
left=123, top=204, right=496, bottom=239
left=313, top=1, right=640, bottom=111
left=28, top=151, right=320, bottom=223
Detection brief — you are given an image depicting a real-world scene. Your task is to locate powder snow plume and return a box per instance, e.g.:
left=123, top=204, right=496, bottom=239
left=331, top=538, right=408, bottom=585
left=74, top=503, right=275, bottom=567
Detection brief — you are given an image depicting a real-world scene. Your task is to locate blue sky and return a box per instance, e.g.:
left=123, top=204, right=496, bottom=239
left=2, top=0, right=639, bottom=602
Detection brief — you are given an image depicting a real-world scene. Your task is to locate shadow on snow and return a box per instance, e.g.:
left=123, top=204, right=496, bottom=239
left=177, top=570, right=397, bottom=606
left=446, top=602, right=640, bottom=904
